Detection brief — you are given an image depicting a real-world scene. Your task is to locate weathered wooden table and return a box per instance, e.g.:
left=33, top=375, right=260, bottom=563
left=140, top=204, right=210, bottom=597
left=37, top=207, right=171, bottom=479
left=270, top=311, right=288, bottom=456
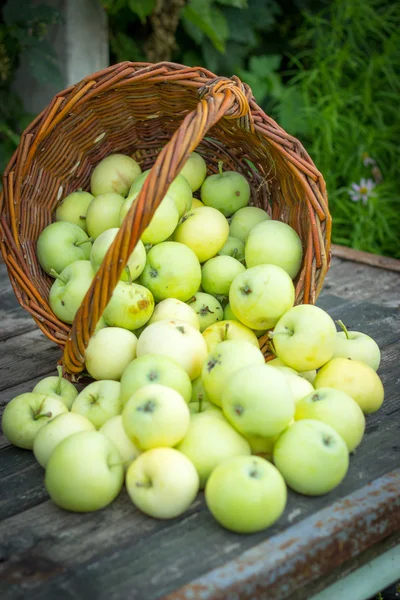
left=1, top=249, right=399, bottom=600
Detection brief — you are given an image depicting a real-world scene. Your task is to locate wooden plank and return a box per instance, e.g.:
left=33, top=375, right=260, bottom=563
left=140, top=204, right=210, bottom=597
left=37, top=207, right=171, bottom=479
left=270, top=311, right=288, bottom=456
left=331, top=244, right=400, bottom=273
left=0, top=263, right=38, bottom=341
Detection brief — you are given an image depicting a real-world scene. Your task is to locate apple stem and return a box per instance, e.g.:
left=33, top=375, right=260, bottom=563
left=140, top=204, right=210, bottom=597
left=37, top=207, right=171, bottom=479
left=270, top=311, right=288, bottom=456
left=268, top=330, right=292, bottom=338
left=268, top=340, right=277, bottom=357
left=34, top=411, right=52, bottom=420
left=198, top=395, right=203, bottom=413
left=49, top=269, right=67, bottom=284
left=75, top=238, right=93, bottom=247
left=56, top=365, right=63, bottom=395
left=336, top=319, right=350, bottom=339
left=218, top=161, right=224, bottom=176
left=223, top=322, right=230, bottom=341
left=125, top=266, right=133, bottom=286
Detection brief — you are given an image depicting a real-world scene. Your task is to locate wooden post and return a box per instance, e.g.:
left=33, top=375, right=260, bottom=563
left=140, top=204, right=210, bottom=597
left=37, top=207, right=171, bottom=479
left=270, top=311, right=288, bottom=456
left=12, top=0, right=109, bottom=116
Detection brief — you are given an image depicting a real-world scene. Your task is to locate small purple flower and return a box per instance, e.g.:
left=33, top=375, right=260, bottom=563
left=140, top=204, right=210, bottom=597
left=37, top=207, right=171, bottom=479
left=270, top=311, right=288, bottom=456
left=349, top=178, right=376, bottom=205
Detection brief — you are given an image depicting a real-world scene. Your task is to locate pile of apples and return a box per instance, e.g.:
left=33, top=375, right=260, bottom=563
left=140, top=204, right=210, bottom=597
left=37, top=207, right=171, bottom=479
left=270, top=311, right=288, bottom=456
left=1, top=151, right=385, bottom=534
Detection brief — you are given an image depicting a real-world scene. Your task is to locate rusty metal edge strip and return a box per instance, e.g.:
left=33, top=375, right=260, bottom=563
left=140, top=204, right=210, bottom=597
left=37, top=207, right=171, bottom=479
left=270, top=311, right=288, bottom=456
left=164, top=469, right=400, bottom=600
left=331, top=244, right=400, bottom=273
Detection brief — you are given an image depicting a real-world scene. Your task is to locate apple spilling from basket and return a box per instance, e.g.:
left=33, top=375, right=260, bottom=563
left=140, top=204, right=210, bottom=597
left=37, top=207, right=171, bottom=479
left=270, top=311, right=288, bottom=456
left=2, top=152, right=384, bottom=533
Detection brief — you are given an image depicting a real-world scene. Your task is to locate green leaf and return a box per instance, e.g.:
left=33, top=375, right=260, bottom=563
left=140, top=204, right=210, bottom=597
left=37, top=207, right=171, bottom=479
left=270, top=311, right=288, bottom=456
left=128, top=0, right=156, bottom=23
left=216, top=0, right=248, bottom=7
left=110, top=32, right=142, bottom=62
left=249, top=54, right=281, bottom=76
left=183, top=0, right=229, bottom=53
left=276, top=87, right=310, bottom=137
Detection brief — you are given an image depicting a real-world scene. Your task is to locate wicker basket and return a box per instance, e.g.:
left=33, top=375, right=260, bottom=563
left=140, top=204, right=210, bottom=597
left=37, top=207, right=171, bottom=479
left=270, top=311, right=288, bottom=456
left=0, top=61, right=331, bottom=376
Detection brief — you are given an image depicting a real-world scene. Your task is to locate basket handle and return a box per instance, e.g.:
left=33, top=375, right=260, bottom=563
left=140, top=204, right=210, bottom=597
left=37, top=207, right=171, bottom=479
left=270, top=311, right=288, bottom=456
left=63, top=76, right=254, bottom=374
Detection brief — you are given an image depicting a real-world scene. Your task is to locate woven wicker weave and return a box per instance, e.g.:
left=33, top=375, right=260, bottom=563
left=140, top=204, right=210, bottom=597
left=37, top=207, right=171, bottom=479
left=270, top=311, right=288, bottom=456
left=0, top=61, right=331, bottom=375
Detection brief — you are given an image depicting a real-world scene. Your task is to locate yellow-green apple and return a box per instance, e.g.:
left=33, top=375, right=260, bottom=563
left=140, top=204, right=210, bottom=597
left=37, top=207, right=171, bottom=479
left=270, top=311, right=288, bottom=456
left=202, top=340, right=265, bottom=407
left=177, top=412, right=251, bottom=488
left=86, top=192, right=125, bottom=239
left=223, top=303, right=239, bottom=322
left=55, top=191, right=94, bottom=231
left=100, top=415, right=141, bottom=470
left=191, top=198, right=204, bottom=209
left=205, top=455, right=286, bottom=533
left=122, top=384, right=190, bottom=449
left=33, top=412, right=95, bottom=468
left=148, top=298, right=200, bottom=330
left=333, top=320, right=381, bottom=370
left=201, top=166, right=250, bottom=217
left=217, top=236, right=245, bottom=261
left=245, top=434, right=278, bottom=460
left=272, top=304, right=337, bottom=371
left=119, top=193, right=179, bottom=244
left=137, top=319, right=207, bottom=380
left=202, top=255, right=245, bottom=298
left=120, top=354, right=191, bottom=406
left=190, top=375, right=209, bottom=404
left=103, top=281, right=154, bottom=330
left=229, top=264, right=295, bottom=330
left=71, top=380, right=121, bottom=429
left=90, top=153, right=141, bottom=197
left=129, top=170, right=192, bottom=218
left=90, top=227, right=146, bottom=282
left=33, top=366, right=78, bottom=410
left=85, top=327, right=137, bottom=381
left=179, top=152, right=207, bottom=191
left=273, top=420, right=349, bottom=495
left=189, top=401, right=224, bottom=418
left=49, top=260, right=94, bottom=324
left=245, top=220, right=303, bottom=278
left=1, top=393, right=68, bottom=449
left=268, top=357, right=317, bottom=384
left=140, top=242, right=201, bottom=302
left=314, top=357, right=384, bottom=414
left=125, top=447, right=199, bottom=518
left=295, top=388, right=365, bottom=452
left=173, top=207, right=229, bottom=262
left=221, top=364, right=294, bottom=437
left=37, top=221, right=92, bottom=275
left=229, top=206, right=270, bottom=242
left=275, top=366, right=315, bottom=404
left=45, top=431, right=124, bottom=512
left=187, top=292, right=223, bottom=332
left=202, top=319, right=259, bottom=352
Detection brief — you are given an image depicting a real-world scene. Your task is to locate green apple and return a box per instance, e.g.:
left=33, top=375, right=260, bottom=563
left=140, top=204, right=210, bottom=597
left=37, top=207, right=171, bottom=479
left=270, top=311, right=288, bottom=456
left=100, top=415, right=141, bottom=470
left=275, top=366, right=315, bottom=404
left=90, top=228, right=146, bottom=282
left=177, top=412, right=251, bottom=488
left=180, top=152, right=207, bottom=191
left=245, top=220, right=303, bottom=279
left=191, top=198, right=204, bottom=209
left=49, top=260, right=94, bottom=324
left=55, top=191, right=94, bottom=231
left=245, top=434, right=278, bottom=460
left=273, top=420, right=349, bottom=495
left=140, top=242, right=201, bottom=302
left=71, top=380, right=121, bottom=429
left=333, top=320, right=381, bottom=370
left=86, top=192, right=125, bottom=239
left=33, top=412, right=95, bottom=468
left=221, top=364, right=294, bottom=437
left=103, top=281, right=154, bottom=331
left=190, top=375, right=209, bottom=404
left=268, top=357, right=316, bottom=384
left=229, top=206, right=270, bottom=242
left=173, top=207, right=229, bottom=263
left=45, top=431, right=124, bottom=512
left=122, top=384, right=190, bottom=449
left=217, top=236, right=245, bottom=261
left=126, top=447, right=199, bottom=518
left=229, top=264, right=295, bottom=330
left=201, top=165, right=250, bottom=217
left=314, top=357, right=384, bottom=414
left=129, top=170, right=192, bottom=218
left=187, top=292, right=223, bottom=332
left=137, top=319, right=208, bottom=380
left=223, top=303, right=238, bottom=322
left=202, top=319, right=259, bottom=352
left=33, top=366, right=78, bottom=410
left=1, top=393, right=68, bottom=449
left=272, top=305, right=337, bottom=371
left=37, top=221, right=92, bottom=275
left=202, top=255, right=246, bottom=298
left=120, top=354, right=191, bottom=406
left=295, top=388, right=365, bottom=452
left=205, top=455, right=286, bottom=533
left=85, top=327, right=137, bottom=381
left=202, top=340, right=265, bottom=407
left=90, top=153, right=141, bottom=197
left=119, top=193, right=179, bottom=244
left=148, top=298, right=200, bottom=330
left=189, top=401, right=224, bottom=418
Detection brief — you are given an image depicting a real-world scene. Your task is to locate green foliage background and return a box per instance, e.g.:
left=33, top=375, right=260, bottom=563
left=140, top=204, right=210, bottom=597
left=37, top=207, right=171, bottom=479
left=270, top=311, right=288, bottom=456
left=1, top=0, right=399, bottom=257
